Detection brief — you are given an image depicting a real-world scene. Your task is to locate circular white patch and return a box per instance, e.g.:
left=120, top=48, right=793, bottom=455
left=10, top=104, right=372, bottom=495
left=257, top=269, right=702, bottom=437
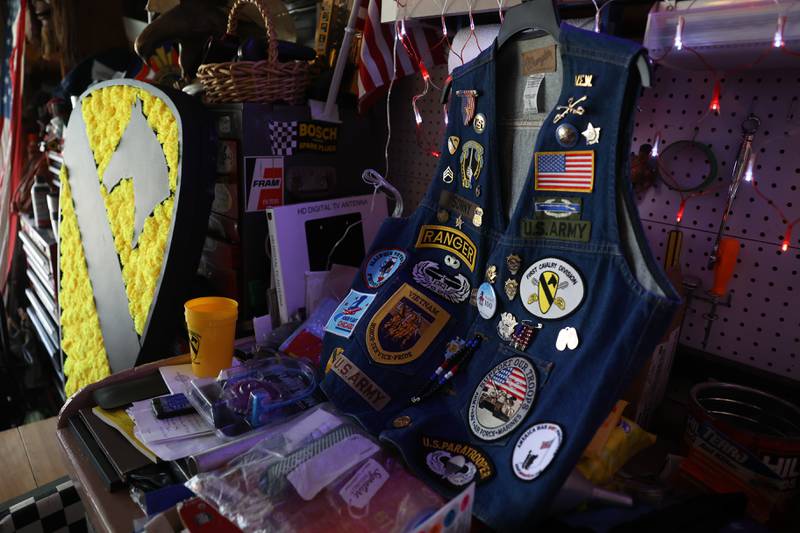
left=512, top=423, right=563, bottom=480
left=469, top=356, right=536, bottom=441
left=519, top=258, right=584, bottom=320
left=476, top=282, right=497, bottom=319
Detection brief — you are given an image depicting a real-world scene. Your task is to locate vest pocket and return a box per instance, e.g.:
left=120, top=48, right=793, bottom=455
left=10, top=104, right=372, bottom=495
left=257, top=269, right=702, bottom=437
left=458, top=341, right=555, bottom=445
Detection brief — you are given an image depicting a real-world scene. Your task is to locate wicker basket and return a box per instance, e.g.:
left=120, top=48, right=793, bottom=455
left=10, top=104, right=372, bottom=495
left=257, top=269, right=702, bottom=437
left=197, top=0, right=310, bottom=104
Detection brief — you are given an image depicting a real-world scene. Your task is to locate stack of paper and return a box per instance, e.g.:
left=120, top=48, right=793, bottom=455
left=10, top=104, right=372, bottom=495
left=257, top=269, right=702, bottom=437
left=127, top=400, right=226, bottom=461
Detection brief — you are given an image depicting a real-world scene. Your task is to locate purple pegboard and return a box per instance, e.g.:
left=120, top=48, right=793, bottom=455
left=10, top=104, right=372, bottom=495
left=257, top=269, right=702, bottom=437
left=635, top=68, right=800, bottom=381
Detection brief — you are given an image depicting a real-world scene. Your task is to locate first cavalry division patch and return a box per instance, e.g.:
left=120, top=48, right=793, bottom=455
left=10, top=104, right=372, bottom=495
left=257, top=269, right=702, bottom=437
left=519, top=258, right=585, bottom=320
left=415, top=224, right=477, bottom=271
left=469, top=356, right=537, bottom=441
left=421, top=435, right=495, bottom=487
left=534, top=151, right=594, bottom=193
left=366, top=284, right=450, bottom=365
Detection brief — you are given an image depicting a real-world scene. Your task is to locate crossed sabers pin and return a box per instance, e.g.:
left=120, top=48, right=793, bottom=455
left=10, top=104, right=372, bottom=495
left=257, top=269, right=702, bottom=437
left=553, top=96, right=587, bottom=124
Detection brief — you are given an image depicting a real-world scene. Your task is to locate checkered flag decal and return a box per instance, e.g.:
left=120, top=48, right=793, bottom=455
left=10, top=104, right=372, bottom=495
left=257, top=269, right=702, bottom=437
left=1, top=479, right=87, bottom=532
left=269, top=120, right=298, bottom=156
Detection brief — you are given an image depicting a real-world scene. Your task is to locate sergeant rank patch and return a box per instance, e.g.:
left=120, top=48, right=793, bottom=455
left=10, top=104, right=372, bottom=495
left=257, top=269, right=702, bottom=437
left=366, top=284, right=450, bottom=365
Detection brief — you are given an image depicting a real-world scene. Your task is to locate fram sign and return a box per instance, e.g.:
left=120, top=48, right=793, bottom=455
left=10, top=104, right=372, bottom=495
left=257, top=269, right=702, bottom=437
left=247, top=157, right=284, bottom=212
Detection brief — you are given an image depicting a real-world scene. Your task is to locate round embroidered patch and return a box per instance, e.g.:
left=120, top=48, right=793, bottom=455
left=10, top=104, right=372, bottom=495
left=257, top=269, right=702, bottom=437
left=364, top=249, right=406, bottom=289
left=468, top=356, right=537, bottom=441
left=519, top=257, right=585, bottom=320
left=512, top=422, right=563, bottom=480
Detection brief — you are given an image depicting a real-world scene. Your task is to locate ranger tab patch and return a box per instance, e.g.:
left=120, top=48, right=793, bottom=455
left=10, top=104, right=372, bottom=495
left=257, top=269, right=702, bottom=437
left=367, top=284, right=450, bottom=365
left=330, top=351, right=391, bottom=410
left=421, top=436, right=495, bottom=486
left=415, top=224, right=477, bottom=271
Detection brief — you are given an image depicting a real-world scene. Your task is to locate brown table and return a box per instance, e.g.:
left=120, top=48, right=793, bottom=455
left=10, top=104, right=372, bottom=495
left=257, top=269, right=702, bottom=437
left=56, top=354, right=190, bottom=533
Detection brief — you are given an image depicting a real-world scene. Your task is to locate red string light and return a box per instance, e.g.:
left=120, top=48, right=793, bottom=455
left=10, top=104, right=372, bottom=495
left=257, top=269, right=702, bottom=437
left=709, top=78, right=721, bottom=114
left=649, top=16, right=800, bottom=252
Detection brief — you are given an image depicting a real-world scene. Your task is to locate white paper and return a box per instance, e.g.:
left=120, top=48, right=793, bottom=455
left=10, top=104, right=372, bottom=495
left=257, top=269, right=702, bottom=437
left=410, top=483, right=475, bottom=533
left=287, top=434, right=379, bottom=501
left=158, top=364, right=195, bottom=395
left=523, top=74, right=545, bottom=114
left=282, top=408, right=343, bottom=451
left=338, top=458, right=388, bottom=509
left=128, top=400, right=214, bottom=444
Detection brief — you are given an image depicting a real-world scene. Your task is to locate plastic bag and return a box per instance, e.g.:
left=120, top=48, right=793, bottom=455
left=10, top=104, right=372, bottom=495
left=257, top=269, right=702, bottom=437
left=186, top=404, right=443, bottom=532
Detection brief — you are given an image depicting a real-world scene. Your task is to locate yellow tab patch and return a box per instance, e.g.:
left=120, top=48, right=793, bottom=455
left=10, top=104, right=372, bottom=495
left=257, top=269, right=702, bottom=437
left=414, top=224, right=477, bottom=271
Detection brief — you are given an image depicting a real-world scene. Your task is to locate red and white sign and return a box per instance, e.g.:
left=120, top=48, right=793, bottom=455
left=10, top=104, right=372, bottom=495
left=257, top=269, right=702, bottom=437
left=247, top=157, right=284, bottom=212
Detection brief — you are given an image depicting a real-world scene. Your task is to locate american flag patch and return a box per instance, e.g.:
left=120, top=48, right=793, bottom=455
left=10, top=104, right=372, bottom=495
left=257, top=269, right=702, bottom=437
left=534, top=151, right=595, bottom=193
left=490, top=366, right=528, bottom=401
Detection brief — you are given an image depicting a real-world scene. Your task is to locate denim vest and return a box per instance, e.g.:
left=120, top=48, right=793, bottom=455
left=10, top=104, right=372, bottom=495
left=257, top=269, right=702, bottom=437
left=320, top=24, right=680, bottom=530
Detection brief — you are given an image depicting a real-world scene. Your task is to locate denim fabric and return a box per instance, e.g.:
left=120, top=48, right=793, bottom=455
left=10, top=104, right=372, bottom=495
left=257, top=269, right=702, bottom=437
left=320, top=23, right=680, bottom=530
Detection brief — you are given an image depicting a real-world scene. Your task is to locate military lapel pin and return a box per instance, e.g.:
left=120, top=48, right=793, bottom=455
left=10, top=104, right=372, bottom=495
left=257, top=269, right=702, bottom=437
left=581, top=122, right=601, bottom=145
left=553, top=96, right=587, bottom=124
left=456, top=90, right=479, bottom=126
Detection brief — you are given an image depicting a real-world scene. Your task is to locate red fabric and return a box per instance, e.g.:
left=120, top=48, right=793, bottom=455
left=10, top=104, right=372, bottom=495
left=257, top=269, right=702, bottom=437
left=0, top=0, right=27, bottom=291
left=356, top=0, right=446, bottom=113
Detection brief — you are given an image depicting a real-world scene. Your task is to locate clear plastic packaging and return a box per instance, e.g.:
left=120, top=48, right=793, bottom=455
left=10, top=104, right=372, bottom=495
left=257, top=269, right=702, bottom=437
left=186, top=404, right=444, bottom=533
left=185, top=356, right=318, bottom=438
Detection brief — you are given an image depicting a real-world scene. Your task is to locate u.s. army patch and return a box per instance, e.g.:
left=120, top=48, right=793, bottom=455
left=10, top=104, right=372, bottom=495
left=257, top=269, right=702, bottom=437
left=330, top=351, right=391, bottom=410
left=521, top=218, right=591, bottom=242
left=366, top=284, right=450, bottom=365
left=421, top=435, right=495, bottom=487
left=415, top=224, right=477, bottom=271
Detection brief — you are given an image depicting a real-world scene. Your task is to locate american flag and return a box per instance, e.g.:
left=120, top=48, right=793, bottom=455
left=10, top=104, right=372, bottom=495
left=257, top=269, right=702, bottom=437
left=0, top=0, right=25, bottom=290
left=489, top=366, right=527, bottom=401
left=356, top=0, right=446, bottom=113
left=535, top=151, right=595, bottom=193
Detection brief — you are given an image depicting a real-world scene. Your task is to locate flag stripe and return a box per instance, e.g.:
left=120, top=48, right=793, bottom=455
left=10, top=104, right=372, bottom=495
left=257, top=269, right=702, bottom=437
left=357, top=0, right=446, bottom=112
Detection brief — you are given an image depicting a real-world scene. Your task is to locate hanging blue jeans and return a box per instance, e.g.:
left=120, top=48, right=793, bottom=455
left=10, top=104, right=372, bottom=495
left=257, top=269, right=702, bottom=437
left=321, top=23, right=680, bottom=530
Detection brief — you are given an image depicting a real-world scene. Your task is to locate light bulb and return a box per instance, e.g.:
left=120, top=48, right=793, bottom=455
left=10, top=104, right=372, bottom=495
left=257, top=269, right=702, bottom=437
left=744, top=154, right=755, bottom=182
left=709, top=79, right=721, bottom=114
left=651, top=134, right=660, bottom=157
left=674, top=16, right=685, bottom=51
left=774, top=15, right=786, bottom=48
left=676, top=198, right=686, bottom=223
left=782, top=226, right=792, bottom=253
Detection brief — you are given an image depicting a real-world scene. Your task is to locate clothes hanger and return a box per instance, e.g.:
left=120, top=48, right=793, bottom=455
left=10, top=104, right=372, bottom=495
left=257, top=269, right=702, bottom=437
left=495, top=0, right=650, bottom=88
left=496, top=0, right=561, bottom=47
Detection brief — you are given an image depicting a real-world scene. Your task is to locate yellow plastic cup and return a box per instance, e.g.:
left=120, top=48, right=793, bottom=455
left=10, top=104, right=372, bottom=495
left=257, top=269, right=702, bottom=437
left=184, top=297, right=238, bottom=378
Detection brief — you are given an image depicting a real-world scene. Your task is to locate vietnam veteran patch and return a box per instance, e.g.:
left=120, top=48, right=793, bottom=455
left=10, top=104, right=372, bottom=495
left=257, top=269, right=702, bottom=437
left=521, top=218, right=591, bottom=242
left=330, top=351, right=391, bottom=410
left=366, top=283, right=450, bottom=365
left=421, top=435, right=495, bottom=486
left=415, top=224, right=477, bottom=271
